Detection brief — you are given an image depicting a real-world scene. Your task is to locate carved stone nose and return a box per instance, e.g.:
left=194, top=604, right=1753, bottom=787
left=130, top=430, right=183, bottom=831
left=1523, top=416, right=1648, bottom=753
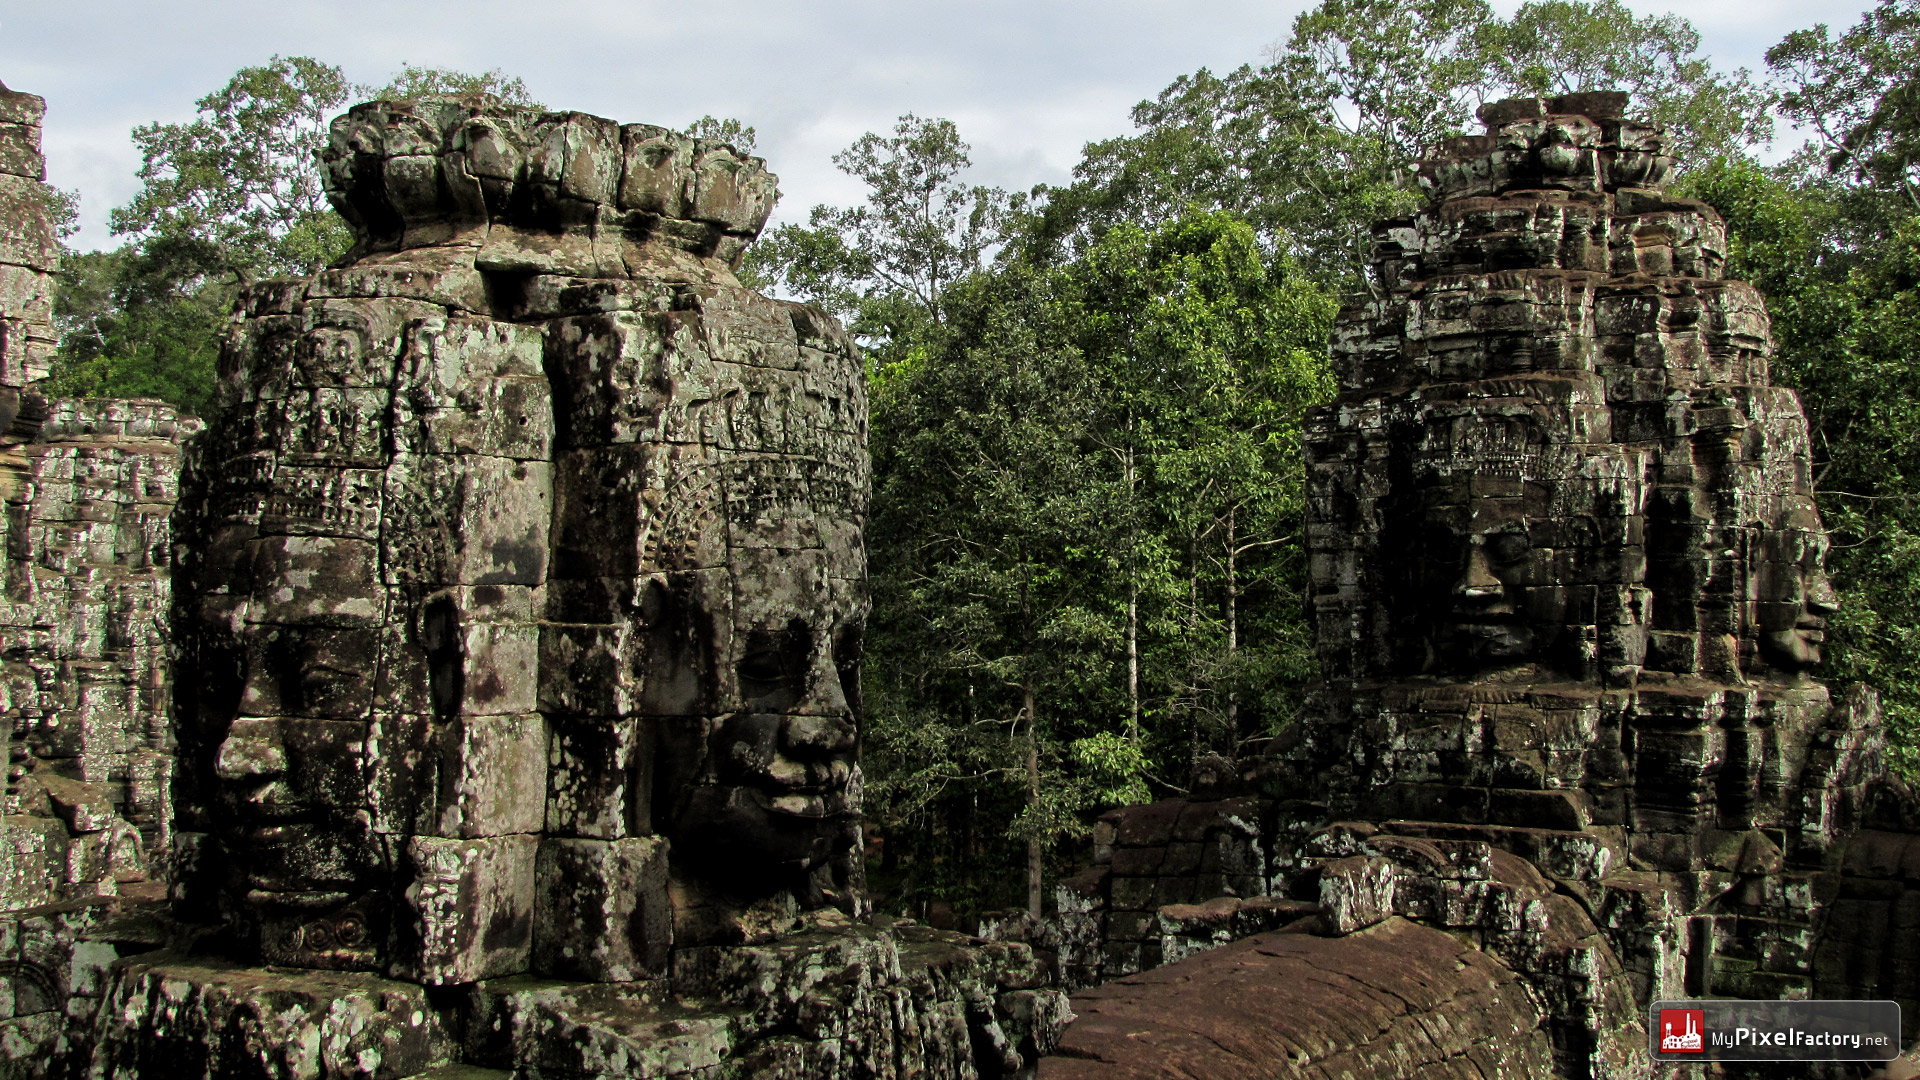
left=214, top=717, right=287, bottom=781
left=1807, top=567, right=1840, bottom=614
left=794, top=638, right=850, bottom=717
left=784, top=714, right=855, bottom=757
left=1456, top=542, right=1504, bottom=599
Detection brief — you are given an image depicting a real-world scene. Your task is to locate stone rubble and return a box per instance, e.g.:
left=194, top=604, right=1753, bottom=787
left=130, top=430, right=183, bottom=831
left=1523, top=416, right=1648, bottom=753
left=1040, top=917, right=1556, bottom=1080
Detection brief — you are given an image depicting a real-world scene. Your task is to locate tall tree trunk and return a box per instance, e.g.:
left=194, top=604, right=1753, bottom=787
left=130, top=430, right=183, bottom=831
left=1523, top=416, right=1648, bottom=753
left=1019, top=545, right=1044, bottom=921
left=1125, top=447, right=1141, bottom=743
left=1024, top=682, right=1043, bottom=920
left=1226, top=503, right=1239, bottom=737
left=1188, top=538, right=1201, bottom=769
left=1127, top=581, right=1140, bottom=742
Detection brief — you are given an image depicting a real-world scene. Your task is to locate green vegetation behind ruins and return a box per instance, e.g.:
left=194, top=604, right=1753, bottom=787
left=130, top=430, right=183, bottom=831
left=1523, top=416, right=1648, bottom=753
left=49, top=0, right=1920, bottom=921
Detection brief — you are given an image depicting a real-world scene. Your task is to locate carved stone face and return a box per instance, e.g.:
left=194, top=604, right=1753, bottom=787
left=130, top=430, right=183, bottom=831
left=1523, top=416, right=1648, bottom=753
left=541, top=298, right=870, bottom=920
left=664, top=614, right=863, bottom=885
left=1410, top=493, right=1566, bottom=673
left=194, top=311, right=400, bottom=966
left=188, top=531, right=390, bottom=965
left=1755, top=502, right=1839, bottom=673
left=1440, top=517, right=1541, bottom=665
left=647, top=511, right=868, bottom=907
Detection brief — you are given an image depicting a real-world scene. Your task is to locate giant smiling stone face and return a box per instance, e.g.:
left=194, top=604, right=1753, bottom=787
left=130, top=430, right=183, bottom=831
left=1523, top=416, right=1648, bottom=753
left=178, top=98, right=870, bottom=976
left=1754, top=500, right=1839, bottom=674
left=1379, top=406, right=1644, bottom=680
left=191, top=303, right=430, bottom=969
left=539, top=300, right=871, bottom=927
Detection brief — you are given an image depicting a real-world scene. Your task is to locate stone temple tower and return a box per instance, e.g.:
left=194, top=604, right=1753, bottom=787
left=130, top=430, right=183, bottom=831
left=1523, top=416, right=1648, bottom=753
left=1041, top=94, right=1900, bottom=1080
left=0, top=95, right=1070, bottom=1080
left=1, top=76, right=200, bottom=1072
left=1288, top=88, right=1883, bottom=1006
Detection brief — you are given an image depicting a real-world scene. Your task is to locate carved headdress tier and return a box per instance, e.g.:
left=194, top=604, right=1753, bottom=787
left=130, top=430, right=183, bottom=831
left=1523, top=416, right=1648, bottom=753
left=321, top=99, right=777, bottom=275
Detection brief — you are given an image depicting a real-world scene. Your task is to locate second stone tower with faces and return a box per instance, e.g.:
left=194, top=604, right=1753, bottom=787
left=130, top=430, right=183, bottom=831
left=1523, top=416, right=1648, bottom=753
left=1292, top=91, right=1881, bottom=1006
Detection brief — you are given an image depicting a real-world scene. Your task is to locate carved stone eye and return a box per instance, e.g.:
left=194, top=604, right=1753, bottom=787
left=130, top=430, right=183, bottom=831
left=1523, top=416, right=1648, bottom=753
left=736, top=622, right=811, bottom=710
left=1488, top=533, right=1530, bottom=565
left=737, top=649, right=786, bottom=688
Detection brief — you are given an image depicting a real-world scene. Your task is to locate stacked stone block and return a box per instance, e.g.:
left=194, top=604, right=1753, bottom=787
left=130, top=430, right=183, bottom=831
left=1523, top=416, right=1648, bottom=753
left=4, top=401, right=196, bottom=912
left=165, top=98, right=821, bottom=984
left=1052, top=797, right=1267, bottom=984
left=0, top=79, right=54, bottom=392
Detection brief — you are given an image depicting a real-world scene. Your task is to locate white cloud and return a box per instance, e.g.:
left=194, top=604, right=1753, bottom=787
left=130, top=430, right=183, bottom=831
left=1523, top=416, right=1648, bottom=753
left=0, top=0, right=1882, bottom=250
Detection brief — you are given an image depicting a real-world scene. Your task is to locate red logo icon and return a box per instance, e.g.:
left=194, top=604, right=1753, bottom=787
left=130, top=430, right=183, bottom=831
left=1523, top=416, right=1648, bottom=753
left=1660, top=1009, right=1705, bottom=1053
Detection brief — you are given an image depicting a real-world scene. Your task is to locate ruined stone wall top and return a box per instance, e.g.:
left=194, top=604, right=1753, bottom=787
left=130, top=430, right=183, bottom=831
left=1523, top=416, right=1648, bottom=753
left=0, top=77, right=56, bottom=397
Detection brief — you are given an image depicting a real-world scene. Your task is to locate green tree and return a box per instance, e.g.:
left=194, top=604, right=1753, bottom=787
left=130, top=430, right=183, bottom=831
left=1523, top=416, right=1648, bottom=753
left=112, top=55, right=354, bottom=285
left=861, top=210, right=1334, bottom=921
left=1074, top=213, right=1335, bottom=763
left=360, top=63, right=539, bottom=107
left=1770, top=0, right=1920, bottom=208
left=863, top=258, right=1123, bottom=918
left=1484, top=0, right=1773, bottom=164
left=49, top=56, right=356, bottom=413
left=682, top=115, right=757, bottom=153
left=44, top=247, right=227, bottom=417
left=48, top=58, right=535, bottom=414
left=1681, top=0, right=1920, bottom=771
left=747, top=115, right=1022, bottom=357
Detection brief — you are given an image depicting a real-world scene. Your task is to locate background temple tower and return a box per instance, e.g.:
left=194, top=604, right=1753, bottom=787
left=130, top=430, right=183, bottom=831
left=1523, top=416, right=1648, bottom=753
left=1291, top=89, right=1884, bottom=1013
left=0, top=77, right=198, bottom=1070
left=1044, top=95, right=1892, bottom=1080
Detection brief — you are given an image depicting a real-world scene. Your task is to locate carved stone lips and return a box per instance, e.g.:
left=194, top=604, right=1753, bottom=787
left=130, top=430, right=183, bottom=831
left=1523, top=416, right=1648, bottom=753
left=244, top=887, right=352, bottom=908
left=238, top=788, right=307, bottom=819
left=754, top=785, right=854, bottom=820
left=1449, top=615, right=1525, bottom=640
left=247, top=822, right=315, bottom=841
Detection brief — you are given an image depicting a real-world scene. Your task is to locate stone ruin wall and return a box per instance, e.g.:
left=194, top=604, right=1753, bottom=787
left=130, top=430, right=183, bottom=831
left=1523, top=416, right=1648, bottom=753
left=1, top=77, right=199, bottom=1066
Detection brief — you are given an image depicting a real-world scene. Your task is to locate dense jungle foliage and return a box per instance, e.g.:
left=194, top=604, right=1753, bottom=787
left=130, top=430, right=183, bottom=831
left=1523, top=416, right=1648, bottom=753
left=47, top=0, right=1920, bottom=921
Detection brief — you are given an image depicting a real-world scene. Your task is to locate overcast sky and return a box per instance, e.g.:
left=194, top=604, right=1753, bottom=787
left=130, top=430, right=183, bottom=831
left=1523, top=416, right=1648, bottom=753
left=0, top=0, right=1880, bottom=252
